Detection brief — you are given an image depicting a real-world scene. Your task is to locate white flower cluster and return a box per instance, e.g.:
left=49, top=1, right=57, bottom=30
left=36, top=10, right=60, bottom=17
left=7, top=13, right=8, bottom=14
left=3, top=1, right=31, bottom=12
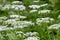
left=16, top=31, right=40, bottom=40
left=38, top=10, right=51, bottom=14
left=12, top=1, right=23, bottom=5
left=30, top=10, right=38, bottom=13
left=0, top=26, right=17, bottom=31
left=16, top=31, right=25, bottom=38
left=29, top=5, right=40, bottom=9
left=24, top=36, right=40, bottom=40
left=10, top=14, right=19, bottom=18
left=16, top=31, right=39, bottom=38
left=5, top=19, right=16, bottom=24
left=25, top=32, right=39, bottom=37
left=40, top=4, right=48, bottom=7
left=36, top=17, right=54, bottom=25
left=0, top=20, right=34, bottom=31
left=2, top=4, right=26, bottom=11
left=0, top=26, right=7, bottom=31
left=2, top=4, right=11, bottom=10
left=48, top=23, right=60, bottom=29
left=24, top=32, right=40, bottom=40
left=13, top=21, right=34, bottom=28
left=9, top=14, right=27, bottom=19
left=5, top=19, right=34, bottom=28
left=30, top=9, right=50, bottom=14
left=29, top=4, right=48, bottom=9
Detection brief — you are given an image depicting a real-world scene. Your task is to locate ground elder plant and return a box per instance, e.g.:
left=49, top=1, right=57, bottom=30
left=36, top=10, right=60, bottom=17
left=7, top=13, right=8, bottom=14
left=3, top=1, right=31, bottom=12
left=0, top=0, right=60, bottom=40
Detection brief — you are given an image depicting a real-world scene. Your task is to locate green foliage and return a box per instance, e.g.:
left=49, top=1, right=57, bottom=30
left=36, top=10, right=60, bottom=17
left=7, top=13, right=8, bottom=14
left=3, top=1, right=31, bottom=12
left=23, top=0, right=33, bottom=6
left=49, top=0, right=60, bottom=10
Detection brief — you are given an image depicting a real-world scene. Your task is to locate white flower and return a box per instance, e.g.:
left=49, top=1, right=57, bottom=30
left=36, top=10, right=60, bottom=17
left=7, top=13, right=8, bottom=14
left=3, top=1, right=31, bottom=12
left=12, top=1, right=20, bottom=3
left=0, top=23, right=33, bottom=31
left=24, top=37, right=40, bottom=40
left=5, top=19, right=17, bottom=24
left=29, top=4, right=48, bottom=9
left=29, top=5, right=40, bottom=9
left=2, top=5, right=26, bottom=11
left=11, top=5, right=26, bottom=11
left=16, top=31, right=25, bottom=37
left=48, top=24, right=60, bottom=29
left=14, top=21, right=34, bottom=28
left=0, top=16, right=7, bottom=20
left=10, top=14, right=19, bottom=18
left=57, top=15, right=60, bottom=19
left=0, top=26, right=15, bottom=31
left=38, top=10, right=51, bottom=14
left=16, top=5, right=26, bottom=11
left=33, top=0, right=39, bottom=2
left=10, top=14, right=27, bottom=19
left=14, top=26, right=25, bottom=28
left=5, top=20, right=34, bottom=28
left=30, top=10, right=37, bottom=13
left=12, top=1, right=23, bottom=4
left=20, top=16, right=27, bottom=19
left=0, top=26, right=7, bottom=31
left=0, top=21, right=34, bottom=31
left=14, top=21, right=34, bottom=26
left=2, top=4, right=11, bottom=10
left=25, top=32, right=39, bottom=37
left=40, top=4, right=48, bottom=7
left=36, top=17, right=54, bottom=25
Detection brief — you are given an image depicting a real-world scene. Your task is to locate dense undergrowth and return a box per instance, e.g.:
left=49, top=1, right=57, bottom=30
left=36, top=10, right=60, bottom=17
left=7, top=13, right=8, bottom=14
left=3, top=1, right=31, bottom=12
left=0, top=0, right=60, bottom=40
